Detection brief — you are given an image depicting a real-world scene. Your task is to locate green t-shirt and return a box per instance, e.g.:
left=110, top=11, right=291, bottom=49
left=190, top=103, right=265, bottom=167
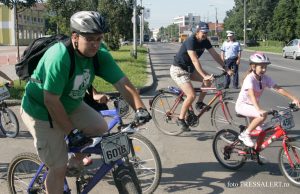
left=22, top=42, right=125, bottom=120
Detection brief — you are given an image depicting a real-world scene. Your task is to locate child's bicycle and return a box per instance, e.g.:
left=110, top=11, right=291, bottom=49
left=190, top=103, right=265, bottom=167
left=7, top=97, right=162, bottom=194
left=212, top=103, right=300, bottom=187
left=0, top=83, right=19, bottom=138
left=149, top=72, right=247, bottom=136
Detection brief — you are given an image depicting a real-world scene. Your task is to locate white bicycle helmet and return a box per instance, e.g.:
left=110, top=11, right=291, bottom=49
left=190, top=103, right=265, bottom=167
left=249, top=52, right=271, bottom=64
left=70, top=11, right=109, bottom=34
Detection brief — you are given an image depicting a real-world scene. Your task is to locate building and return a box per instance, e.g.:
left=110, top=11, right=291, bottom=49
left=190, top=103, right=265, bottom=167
left=173, top=13, right=201, bottom=33
left=0, top=3, right=45, bottom=46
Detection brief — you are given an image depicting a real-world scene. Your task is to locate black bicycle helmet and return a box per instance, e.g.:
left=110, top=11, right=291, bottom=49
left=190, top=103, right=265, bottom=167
left=70, top=11, right=109, bottom=34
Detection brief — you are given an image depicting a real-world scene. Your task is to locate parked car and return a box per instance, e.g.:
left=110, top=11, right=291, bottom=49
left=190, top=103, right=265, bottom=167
left=120, top=40, right=131, bottom=46
left=282, top=39, right=300, bottom=60
left=209, top=36, right=219, bottom=47
left=245, top=39, right=259, bottom=47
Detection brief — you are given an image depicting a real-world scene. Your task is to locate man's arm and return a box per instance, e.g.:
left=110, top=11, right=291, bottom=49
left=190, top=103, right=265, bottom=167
left=44, top=91, right=73, bottom=134
left=187, top=50, right=209, bottom=79
left=207, top=48, right=226, bottom=70
left=0, top=71, right=14, bottom=86
left=113, top=77, right=146, bottom=110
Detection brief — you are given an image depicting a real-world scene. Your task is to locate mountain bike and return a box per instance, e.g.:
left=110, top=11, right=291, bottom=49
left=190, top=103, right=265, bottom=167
left=150, top=72, right=247, bottom=136
left=7, top=97, right=161, bottom=194
left=0, top=83, right=19, bottom=138
left=212, top=103, right=300, bottom=187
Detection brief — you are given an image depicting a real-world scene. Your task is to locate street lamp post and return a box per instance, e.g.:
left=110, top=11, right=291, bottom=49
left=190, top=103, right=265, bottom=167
left=140, top=0, right=144, bottom=46
left=209, top=5, right=218, bottom=36
left=243, top=0, right=246, bottom=47
left=132, top=0, right=137, bottom=58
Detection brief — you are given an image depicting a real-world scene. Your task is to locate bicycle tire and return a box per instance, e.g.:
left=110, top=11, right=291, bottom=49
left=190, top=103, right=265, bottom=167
left=211, top=99, right=247, bottom=132
left=278, top=142, right=300, bottom=187
left=151, top=91, right=184, bottom=136
left=7, top=152, right=47, bottom=194
left=0, top=107, right=19, bottom=138
left=128, top=133, right=162, bottom=194
left=212, top=129, right=246, bottom=170
left=113, top=163, right=142, bottom=194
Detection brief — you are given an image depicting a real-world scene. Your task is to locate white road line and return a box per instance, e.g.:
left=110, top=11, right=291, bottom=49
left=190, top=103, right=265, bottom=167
left=269, top=64, right=300, bottom=72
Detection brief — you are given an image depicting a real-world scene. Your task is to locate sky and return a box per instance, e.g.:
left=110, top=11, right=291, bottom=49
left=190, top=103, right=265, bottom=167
left=142, top=0, right=236, bottom=29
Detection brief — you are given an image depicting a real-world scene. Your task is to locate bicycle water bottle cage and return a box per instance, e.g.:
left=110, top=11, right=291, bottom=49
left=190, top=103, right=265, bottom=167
left=168, top=86, right=181, bottom=94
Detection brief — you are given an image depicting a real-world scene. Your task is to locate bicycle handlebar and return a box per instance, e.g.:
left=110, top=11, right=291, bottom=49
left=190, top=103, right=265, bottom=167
left=267, top=103, right=299, bottom=116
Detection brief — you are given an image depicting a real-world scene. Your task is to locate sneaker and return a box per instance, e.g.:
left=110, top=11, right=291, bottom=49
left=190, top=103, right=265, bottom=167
left=238, top=132, right=254, bottom=147
left=176, top=119, right=190, bottom=131
left=195, top=101, right=207, bottom=111
left=257, top=155, right=269, bottom=164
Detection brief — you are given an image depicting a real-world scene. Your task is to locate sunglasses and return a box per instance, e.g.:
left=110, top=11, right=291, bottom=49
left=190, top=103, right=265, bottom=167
left=80, top=34, right=103, bottom=42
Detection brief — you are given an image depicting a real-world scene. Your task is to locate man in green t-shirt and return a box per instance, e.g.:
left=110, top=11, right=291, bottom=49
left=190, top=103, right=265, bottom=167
left=20, top=11, right=151, bottom=193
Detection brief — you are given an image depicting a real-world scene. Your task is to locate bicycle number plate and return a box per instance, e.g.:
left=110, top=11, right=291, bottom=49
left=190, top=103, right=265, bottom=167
left=0, top=86, right=10, bottom=101
left=101, top=133, right=130, bottom=164
left=281, top=117, right=295, bottom=130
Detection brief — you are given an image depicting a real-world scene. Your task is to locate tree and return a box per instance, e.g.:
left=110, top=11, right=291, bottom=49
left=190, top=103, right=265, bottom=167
left=98, top=0, right=133, bottom=50
left=270, top=0, right=298, bottom=41
left=46, top=0, right=95, bottom=35
left=296, top=0, right=300, bottom=37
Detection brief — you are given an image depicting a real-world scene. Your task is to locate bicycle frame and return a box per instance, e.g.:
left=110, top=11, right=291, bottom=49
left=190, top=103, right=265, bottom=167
left=168, top=86, right=229, bottom=120
left=249, top=125, right=300, bottom=168
left=28, top=107, right=136, bottom=194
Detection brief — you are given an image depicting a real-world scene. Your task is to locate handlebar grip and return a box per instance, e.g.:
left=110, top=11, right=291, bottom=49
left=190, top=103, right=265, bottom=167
left=4, top=83, right=11, bottom=88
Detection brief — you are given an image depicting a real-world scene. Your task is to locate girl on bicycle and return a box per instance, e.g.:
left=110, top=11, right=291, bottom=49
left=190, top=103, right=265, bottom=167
left=235, top=52, right=300, bottom=147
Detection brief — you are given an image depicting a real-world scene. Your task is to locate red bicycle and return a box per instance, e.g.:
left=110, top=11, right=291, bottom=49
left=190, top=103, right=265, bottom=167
left=213, top=103, right=300, bottom=187
left=149, top=72, right=247, bottom=136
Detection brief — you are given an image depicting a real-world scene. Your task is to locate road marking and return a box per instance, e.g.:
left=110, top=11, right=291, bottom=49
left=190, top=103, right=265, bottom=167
left=269, top=64, right=300, bottom=72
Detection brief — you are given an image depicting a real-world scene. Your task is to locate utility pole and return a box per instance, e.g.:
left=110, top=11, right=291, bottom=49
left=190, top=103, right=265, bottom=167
left=215, top=7, right=218, bottom=36
left=132, top=0, right=137, bottom=58
left=243, top=0, right=246, bottom=47
left=140, top=0, right=144, bottom=46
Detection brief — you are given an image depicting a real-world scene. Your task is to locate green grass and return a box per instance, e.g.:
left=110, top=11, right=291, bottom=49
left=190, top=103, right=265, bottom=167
left=9, top=45, right=148, bottom=99
left=246, top=40, right=284, bottom=54
left=246, top=46, right=282, bottom=53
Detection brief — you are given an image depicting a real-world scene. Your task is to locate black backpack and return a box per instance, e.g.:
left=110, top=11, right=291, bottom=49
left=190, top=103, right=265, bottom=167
left=15, top=34, right=99, bottom=82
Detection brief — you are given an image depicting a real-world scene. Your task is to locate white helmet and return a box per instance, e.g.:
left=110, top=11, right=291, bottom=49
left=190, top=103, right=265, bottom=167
left=249, top=52, right=271, bottom=64
left=70, top=11, right=109, bottom=34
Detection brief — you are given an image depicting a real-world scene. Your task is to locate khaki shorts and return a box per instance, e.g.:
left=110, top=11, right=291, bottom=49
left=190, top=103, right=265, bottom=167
left=20, top=102, right=107, bottom=168
left=170, top=65, right=191, bottom=85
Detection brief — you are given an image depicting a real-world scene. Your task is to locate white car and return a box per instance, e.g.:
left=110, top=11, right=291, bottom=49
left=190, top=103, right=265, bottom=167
left=282, top=39, right=300, bottom=60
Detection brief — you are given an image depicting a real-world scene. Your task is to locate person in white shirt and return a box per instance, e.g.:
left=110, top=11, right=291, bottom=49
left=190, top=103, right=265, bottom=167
left=221, top=31, right=242, bottom=89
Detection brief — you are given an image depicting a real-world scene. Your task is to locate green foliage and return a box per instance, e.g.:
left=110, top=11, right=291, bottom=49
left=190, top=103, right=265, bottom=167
left=270, top=0, right=297, bottom=41
left=224, top=0, right=299, bottom=42
left=98, top=0, right=133, bottom=50
left=0, top=0, right=40, bottom=10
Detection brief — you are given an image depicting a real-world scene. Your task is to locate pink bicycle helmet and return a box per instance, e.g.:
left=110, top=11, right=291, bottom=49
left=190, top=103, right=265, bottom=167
left=249, top=52, right=271, bottom=64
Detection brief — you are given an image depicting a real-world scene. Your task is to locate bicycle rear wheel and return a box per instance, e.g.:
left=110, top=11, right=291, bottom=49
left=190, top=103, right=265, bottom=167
left=7, top=152, right=47, bottom=194
left=151, top=91, right=184, bottom=136
left=0, top=107, right=19, bottom=138
left=278, top=142, right=300, bottom=187
left=212, top=129, right=246, bottom=170
left=211, top=99, right=247, bottom=132
left=128, top=133, right=162, bottom=194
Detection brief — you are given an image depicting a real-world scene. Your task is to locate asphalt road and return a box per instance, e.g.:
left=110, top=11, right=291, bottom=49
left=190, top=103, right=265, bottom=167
left=1, top=42, right=300, bottom=193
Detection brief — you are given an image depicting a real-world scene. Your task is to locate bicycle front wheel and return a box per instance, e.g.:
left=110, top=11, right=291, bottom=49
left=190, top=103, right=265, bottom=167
left=278, top=142, right=300, bottom=187
left=211, top=99, right=247, bottom=132
left=151, top=91, right=184, bottom=136
left=128, top=133, right=162, bottom=194
left=7, top=152, right=47, bottom=194
left=0, top=108, right=19, bottom=138
left=213, top=129, right=246, bottom=170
